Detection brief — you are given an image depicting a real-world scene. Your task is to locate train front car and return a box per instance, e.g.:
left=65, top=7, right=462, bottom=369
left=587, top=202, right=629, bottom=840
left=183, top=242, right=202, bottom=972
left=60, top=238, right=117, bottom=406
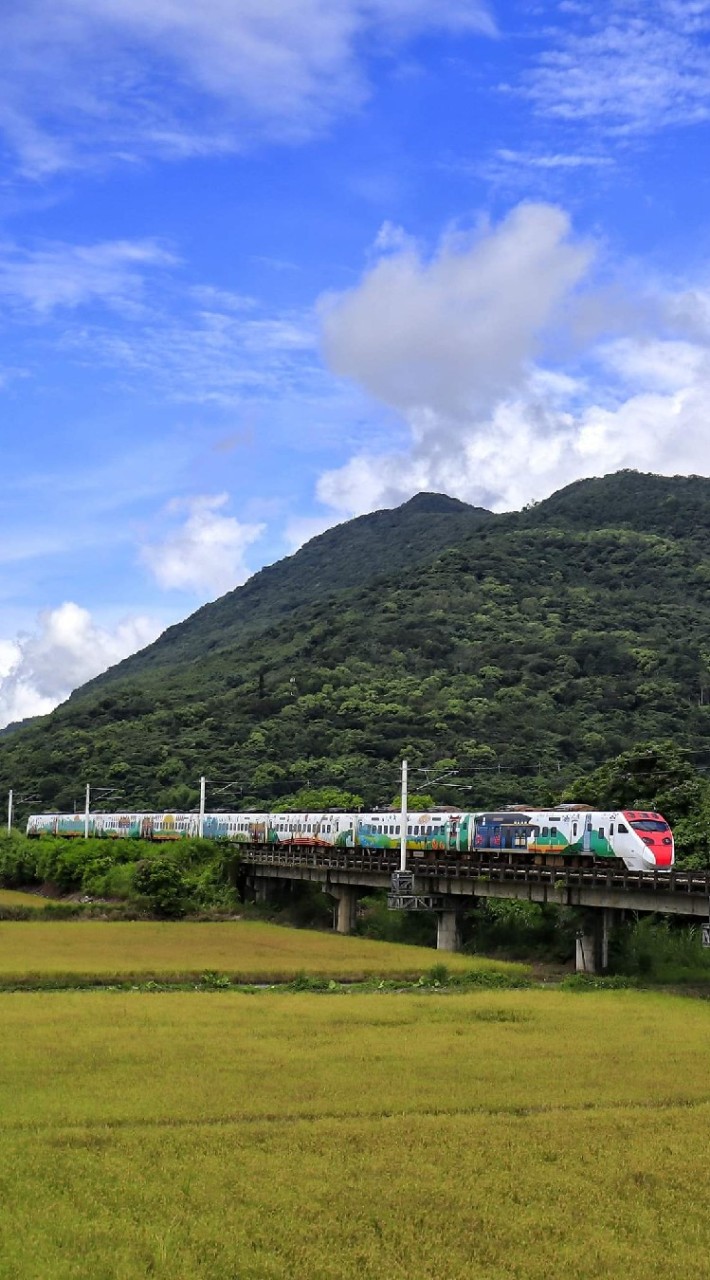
left=611, top=810, right=674, bottom=872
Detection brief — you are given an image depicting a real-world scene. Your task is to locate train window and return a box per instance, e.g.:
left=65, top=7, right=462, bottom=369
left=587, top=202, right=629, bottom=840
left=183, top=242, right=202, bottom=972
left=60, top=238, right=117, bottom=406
left=572, top=822, right=578, bottom=837
left=395, top=825, right=400, bottom=835
left=407, top=825, right=412, bottom=835
left=541, top=826, right=549, bottom=836
left=550, top=826, right=557, bottom=835
left=618, top=823, right=628, bottom=833
left=598, top=827, right=605, bottom=838
left=610, top=823, right=614, bottom=835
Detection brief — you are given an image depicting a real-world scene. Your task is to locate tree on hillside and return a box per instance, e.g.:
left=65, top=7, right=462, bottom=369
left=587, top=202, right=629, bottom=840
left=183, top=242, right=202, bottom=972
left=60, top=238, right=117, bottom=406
left=565, top=741, right=710, bottom=866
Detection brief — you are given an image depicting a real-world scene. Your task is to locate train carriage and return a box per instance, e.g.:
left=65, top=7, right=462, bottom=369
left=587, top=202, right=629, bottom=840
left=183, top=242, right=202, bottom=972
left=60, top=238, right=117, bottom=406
left=26, top=805, right=674, bottom=871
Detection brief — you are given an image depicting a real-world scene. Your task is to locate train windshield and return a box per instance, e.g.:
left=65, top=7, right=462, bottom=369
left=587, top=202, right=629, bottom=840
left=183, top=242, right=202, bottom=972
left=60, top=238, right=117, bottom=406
left=631, top=819, right=668, bottom=832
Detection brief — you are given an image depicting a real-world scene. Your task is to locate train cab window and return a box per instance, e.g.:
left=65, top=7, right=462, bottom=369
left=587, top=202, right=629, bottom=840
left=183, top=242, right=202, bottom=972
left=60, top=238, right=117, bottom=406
left=617, top=823, right=629, bottom=833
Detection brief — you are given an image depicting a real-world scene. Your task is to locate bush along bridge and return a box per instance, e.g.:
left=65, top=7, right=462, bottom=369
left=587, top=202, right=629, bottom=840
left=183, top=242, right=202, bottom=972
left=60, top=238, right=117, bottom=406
left=238, top=844, right=710, bottom=974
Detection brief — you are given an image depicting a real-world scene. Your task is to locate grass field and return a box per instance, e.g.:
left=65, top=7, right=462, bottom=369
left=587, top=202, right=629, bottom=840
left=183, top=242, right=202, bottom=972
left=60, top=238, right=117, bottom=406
left=0, top=887, right=48, bottom=909
left=1, top=989, right=710, bottom=1278
left=0, top=920, right=518, bottom=985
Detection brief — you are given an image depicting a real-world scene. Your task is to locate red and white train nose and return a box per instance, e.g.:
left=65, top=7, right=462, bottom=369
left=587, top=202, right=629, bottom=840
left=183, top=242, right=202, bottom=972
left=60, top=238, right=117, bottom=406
left=623, top=811, right=674, bottom=869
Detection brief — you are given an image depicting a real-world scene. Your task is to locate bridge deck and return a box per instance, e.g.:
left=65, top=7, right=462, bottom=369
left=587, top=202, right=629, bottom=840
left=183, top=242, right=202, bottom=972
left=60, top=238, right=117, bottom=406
left=239, top=844, right=710, bottom=898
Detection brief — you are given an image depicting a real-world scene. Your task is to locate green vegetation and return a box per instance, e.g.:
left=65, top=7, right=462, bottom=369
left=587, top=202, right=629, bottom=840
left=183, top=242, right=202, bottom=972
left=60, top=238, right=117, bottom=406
left=2, top=988, right=710, bottom=1278
left=0, top=831, right=240, bottom=916
left=2, top=471, right=710, bottom=862
left=611, top=916, right=710, bottom=984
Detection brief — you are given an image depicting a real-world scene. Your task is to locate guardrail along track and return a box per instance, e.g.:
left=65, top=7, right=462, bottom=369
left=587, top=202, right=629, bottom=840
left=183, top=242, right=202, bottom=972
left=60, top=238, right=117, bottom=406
left=239, top=844, right=710, bottom=896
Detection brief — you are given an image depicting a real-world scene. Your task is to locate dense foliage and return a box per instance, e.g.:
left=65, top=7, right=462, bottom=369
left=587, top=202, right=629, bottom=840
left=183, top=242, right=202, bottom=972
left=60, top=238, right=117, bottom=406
left=0, top=833, right=240, bottom=916
left=2, top=471, right=710, bottom=862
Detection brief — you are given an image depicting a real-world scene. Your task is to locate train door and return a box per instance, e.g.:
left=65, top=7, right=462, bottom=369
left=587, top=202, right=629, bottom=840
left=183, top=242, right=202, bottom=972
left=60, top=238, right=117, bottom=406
left=453, top=815, right=469, bottom=852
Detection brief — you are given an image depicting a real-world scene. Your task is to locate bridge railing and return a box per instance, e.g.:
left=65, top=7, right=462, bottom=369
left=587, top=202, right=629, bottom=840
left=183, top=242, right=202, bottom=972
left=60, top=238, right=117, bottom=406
left=238, top=844, right=710, bottom=896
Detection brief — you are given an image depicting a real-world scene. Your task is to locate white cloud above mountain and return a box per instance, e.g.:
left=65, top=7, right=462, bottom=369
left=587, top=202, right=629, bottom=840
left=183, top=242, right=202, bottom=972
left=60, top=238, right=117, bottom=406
left=320, top=203, right=593, bottom=421
left=140, top=493, right=265, bottom=597
left=313, top=201, right=710, bottom=518
left=0, top=604, right=161, bottom=730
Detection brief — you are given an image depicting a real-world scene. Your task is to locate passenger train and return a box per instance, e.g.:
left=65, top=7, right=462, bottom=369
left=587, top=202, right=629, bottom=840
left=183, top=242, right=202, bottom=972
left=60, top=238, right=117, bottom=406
left=26, top=805, right=674, bottom=872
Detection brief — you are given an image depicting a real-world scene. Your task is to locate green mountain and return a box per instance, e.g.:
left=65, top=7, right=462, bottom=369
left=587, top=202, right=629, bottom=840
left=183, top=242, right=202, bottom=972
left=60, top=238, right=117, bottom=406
left=3, top=469, right=710, bottom=826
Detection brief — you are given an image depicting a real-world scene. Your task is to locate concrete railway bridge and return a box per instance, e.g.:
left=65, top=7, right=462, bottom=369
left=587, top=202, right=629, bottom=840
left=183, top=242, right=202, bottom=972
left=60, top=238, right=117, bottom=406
left=239, top=846, right=710, bottom=974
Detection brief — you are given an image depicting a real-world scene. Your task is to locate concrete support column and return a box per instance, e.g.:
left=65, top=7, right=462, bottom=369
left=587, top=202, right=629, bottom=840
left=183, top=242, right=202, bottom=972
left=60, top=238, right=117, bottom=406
left=575, top=909, right=613, bottom=974
left=436, top=908, right=462, bottom=953
left=253, top=875, right=279, bottom=905
left=329, top=885, right=358, bottom=935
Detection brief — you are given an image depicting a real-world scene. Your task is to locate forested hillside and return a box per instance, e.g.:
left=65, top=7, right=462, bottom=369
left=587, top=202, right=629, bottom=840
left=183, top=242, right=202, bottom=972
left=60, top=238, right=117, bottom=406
left=2, top=470, right=710, bottom=857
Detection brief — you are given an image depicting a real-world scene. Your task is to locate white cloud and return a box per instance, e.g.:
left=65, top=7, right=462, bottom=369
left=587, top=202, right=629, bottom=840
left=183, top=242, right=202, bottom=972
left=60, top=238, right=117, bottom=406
left=314, top=361, right=710, bottom=517
left=0, top=603, right=161, bottom=730
left=65, top=294, right=320, bottom=407
left=0, top=238, right=175, bottom=314
left=494, top=148, right=613, bottom=170
left=597, top=337, right=710, bottom=392
left=312, top=203, right=710, bottom=518
left=320, top=203, right=593, bottom=420
left=525, top=2, right=710, bottom=134
left=140, top=493, right=265, bottom=597
left=1, top=0, right=495, bottom=176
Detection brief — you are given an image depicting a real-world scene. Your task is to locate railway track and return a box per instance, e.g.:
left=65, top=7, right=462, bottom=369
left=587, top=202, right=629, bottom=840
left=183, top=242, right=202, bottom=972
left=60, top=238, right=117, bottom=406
left=239, top=844, right=710, bottom=896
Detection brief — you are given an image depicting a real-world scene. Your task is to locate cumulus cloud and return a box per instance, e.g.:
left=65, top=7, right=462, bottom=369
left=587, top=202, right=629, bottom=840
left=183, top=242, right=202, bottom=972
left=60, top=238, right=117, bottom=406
left=141, top=493, right=264, bottom=598
left=312, top=202, right=710, bottom=517
left=0, top=603, right=161, bottom=730
left=1, top=0, right=495, bottom=176
left=320, top=203, right=593, bottom=421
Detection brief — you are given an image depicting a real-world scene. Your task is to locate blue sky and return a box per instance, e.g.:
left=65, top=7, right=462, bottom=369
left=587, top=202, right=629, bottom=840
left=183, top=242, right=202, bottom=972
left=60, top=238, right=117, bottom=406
left=2, top=0, right=710, bottom=725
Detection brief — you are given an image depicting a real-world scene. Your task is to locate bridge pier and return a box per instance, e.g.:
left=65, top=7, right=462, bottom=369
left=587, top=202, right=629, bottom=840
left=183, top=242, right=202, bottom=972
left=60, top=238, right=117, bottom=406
left=575, top=908, right=614, bottom=974
left=436, top=907, right=463, bottom=953
left=252, top=875, right=281, bottom=906
left=328, top=884, right=358, bottom=935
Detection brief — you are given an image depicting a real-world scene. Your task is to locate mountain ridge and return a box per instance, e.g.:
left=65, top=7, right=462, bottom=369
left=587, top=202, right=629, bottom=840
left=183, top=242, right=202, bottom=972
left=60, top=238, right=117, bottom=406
left=3, top=468, right=710, bottom=821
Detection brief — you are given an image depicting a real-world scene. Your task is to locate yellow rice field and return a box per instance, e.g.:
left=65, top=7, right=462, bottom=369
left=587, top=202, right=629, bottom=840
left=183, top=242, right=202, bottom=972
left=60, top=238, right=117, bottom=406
left=1, top=989, right=710, bottom=1278
left=0, top=887, right=48, bottom=908
left=0, top=920, right=508, bottom=983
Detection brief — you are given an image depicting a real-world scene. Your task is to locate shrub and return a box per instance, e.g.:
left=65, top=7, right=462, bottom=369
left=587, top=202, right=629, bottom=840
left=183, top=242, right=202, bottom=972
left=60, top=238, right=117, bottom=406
left=133, top=858, right=191, bottom=919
